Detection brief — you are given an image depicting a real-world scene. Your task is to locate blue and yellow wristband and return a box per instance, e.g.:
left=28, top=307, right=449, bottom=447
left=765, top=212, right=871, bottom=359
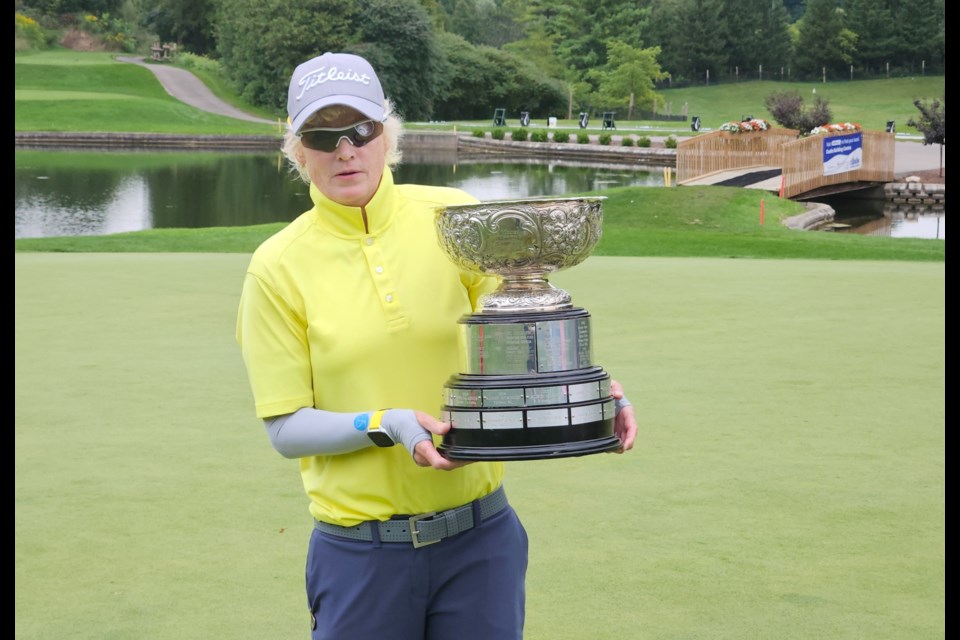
left=366, top=409, right=395, bottom=447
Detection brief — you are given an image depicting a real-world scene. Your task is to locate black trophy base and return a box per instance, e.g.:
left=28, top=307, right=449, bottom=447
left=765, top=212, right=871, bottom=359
left=439, top=433, right=622, bottom=461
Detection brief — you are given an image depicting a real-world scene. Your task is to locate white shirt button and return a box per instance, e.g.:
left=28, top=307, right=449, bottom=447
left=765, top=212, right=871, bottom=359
left=365, top=238, right=374, bottom=246
left=385, top=294, right=394, bottom=303
left=375, top=266, right=384, bottom=274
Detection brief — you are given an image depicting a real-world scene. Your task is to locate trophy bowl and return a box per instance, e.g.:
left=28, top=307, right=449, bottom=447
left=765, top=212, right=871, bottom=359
left=435, top=196, right=605, bottom=313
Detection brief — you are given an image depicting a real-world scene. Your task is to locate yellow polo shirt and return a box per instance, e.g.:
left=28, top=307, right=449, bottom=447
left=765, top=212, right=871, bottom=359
left=237, top=168, right=503, bottom=526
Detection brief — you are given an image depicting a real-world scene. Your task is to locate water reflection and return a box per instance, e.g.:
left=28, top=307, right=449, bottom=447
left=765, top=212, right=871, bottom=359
left=818, top=192, right=945, bottom=240
left=15, top=148, right=943, bottom=240
left=15, top=150, right=311, bottom=238
left=397, top=151, right=666, bottom=201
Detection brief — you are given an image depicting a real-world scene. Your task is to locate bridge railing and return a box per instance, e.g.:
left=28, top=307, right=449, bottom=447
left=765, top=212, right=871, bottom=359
left=779, top=130, right=895, bottom=198
left=676, top=128, right=799, bottom=183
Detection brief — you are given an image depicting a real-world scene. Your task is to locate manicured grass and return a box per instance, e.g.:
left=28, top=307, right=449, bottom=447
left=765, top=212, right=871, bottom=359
left=15, top=252, right=945, bottom=640
left=15, top=50, right=278, bottom=135
left=656, top=77, right=945, bottom=134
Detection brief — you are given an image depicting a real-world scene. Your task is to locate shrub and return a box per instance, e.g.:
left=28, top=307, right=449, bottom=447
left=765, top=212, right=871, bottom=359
left=530, top=130, right=549, bottom=143
left=764, top=90, right=832, bottom=132
left=664, top=136, right=678, bottom=149
left=512, top=128, right=529, bottom=142
left=15, top=13, right=46, bottom=50
left=553, top=132, right=570, bottom=143
left=907, top=98, right=945, bottom=147
left=491, top=128, right=506, bottom=140
left=472, top=129, right=486, bottom=138
left=598, top=133, right=612, bottom=145
left=620, top=136, right=635, bottom=147
left=177, top=53, right=222, bottom=75
left=636, top=136, right=652, bottom=147
left=577, top=132, right=591, bottom=144
left=74, top=12, right=141, bottom=53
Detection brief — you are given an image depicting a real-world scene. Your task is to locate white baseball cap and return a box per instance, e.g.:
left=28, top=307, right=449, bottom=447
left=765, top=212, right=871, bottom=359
left=287, top=52, right=386, bottom=134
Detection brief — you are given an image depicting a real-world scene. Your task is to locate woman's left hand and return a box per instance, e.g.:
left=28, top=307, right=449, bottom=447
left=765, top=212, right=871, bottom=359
left=609, top=379, right=637, bottom=453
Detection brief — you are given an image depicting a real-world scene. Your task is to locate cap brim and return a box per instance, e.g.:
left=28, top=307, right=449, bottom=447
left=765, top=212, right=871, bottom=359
left=290, top=96, right=386, bottom=134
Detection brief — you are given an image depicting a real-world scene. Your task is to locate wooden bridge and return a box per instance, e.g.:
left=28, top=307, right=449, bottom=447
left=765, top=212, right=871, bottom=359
left=676, top=127, right=896, bottom=200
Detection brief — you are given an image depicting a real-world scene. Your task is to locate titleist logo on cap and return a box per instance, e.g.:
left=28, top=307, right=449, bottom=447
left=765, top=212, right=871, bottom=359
left=295, top=65, right=373, bottom=102
left=287, top=52, right=386, bottom=133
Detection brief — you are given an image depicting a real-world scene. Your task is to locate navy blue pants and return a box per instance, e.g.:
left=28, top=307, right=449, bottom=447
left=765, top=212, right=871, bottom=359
left=306, top=504, right=528, bottom=640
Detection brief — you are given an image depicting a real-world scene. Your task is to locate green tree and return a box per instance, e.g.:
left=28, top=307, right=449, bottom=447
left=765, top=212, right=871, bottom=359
left=764, top=89, right=832, bottom=133
left=726, top=0, right=793, bottom=80
left=431, top=32, right=500, bottom=119
left=647, top=0, right=729, bottom=84
left=844, top=0, right=896, bottom=76
left=431, top=31, right=567, bottom=120
left=531, top=0, right=604, bottom=73
left=142, top=0, right=216, bottom=55
left=891, top=0, right=945, bottom=74
left=445, top=0, right=525, bottom=48
left=792, top=0, right=854, bottom=80
left=215, top=0, right=356, bottom=111
left=782, top=0, right=805, bottom=21
left=589, top=40, right=667, bottom=119
left=447, top=0, right=483, bottom=44
left=522, top=0, right=650, bottom=77
left=502, top=21, right=564, bottom=78
left=351, top=0, right=440, bottom=121
left=906, top=97, right=945, bottom=176
left=19, top=0, right=124, bottom=15
left=418, top=0, right=447, bottom=30
left=480, top=0, right=526, bottom=48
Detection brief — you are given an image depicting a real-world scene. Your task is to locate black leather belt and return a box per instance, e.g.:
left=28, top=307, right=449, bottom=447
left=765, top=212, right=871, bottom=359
left=314, top=485, right=508, bottom=548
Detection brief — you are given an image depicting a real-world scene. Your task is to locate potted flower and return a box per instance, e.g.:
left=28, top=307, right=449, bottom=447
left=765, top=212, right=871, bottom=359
left=718, top=118, right=770, bottom=133
left=809, top=122, right=862, bottom=136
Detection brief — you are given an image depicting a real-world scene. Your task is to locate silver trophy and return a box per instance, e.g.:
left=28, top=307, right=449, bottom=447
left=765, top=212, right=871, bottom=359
left=434, top=196, right=622, bottom=461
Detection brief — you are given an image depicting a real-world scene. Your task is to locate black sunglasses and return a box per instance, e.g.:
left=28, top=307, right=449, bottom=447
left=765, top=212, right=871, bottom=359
left=298, top=120, right=384, bottom=152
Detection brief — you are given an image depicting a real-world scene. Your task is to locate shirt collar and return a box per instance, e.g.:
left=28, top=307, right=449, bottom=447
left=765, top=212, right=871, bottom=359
left=308, top=167, right=397, bottom=237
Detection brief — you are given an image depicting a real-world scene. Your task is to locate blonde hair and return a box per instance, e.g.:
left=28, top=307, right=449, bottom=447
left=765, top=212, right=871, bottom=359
left=281, top=99, right=404, bottom=184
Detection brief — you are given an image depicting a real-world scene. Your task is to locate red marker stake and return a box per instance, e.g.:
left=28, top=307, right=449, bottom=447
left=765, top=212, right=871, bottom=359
left=760, top=198, right=765, bottom=225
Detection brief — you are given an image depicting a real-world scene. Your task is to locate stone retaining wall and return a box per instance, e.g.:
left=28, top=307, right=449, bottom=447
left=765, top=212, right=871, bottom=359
left=453, top=134, right=676, bottom=166
left=884, top=181, right=945, bottom=207
left=782, top=202, right=836, bottom=230
left=15, top=131, right=282, bottom=151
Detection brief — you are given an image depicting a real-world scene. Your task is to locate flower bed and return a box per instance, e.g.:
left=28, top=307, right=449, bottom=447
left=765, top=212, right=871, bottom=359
left=809, top=122, right=862, bottom=135
left=719, top=118, right=769, bottom=133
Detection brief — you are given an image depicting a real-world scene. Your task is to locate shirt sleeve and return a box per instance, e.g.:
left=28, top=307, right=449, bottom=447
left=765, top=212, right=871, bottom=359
left=464, top=272, right=500, bottom=312
left=236, top=271, right=316, bottom=419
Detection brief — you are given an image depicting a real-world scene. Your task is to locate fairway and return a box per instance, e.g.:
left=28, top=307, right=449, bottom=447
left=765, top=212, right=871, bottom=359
left=15, top=253, right=944, bottom=640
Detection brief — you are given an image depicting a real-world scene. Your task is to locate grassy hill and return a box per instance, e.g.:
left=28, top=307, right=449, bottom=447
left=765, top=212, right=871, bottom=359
left=15, top=50, right=945, bottom=138
left=658, top=77, right=944, bottom=134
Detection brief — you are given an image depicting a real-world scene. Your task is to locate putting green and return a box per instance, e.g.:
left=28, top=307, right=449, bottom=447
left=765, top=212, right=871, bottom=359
left=15, top=253, right=944, bottom=639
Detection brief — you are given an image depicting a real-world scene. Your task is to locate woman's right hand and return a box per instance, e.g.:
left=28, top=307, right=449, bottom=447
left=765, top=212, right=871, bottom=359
left=380, top=409, right=470, bottom=470
left=410, top=412, right=470, bottom=470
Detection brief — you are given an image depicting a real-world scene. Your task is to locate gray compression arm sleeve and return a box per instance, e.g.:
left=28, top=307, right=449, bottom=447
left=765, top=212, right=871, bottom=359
left=264, top=407, right=431, bottom=459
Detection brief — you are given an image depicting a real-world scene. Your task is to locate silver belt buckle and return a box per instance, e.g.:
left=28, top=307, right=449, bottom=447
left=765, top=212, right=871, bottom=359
left=409, top=511, right=439, bottom=548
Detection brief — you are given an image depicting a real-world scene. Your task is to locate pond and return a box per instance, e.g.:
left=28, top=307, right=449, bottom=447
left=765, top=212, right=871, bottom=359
left=815, top=190, right=944, bottom=240
left=14, top=148, right=943, bottom=240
